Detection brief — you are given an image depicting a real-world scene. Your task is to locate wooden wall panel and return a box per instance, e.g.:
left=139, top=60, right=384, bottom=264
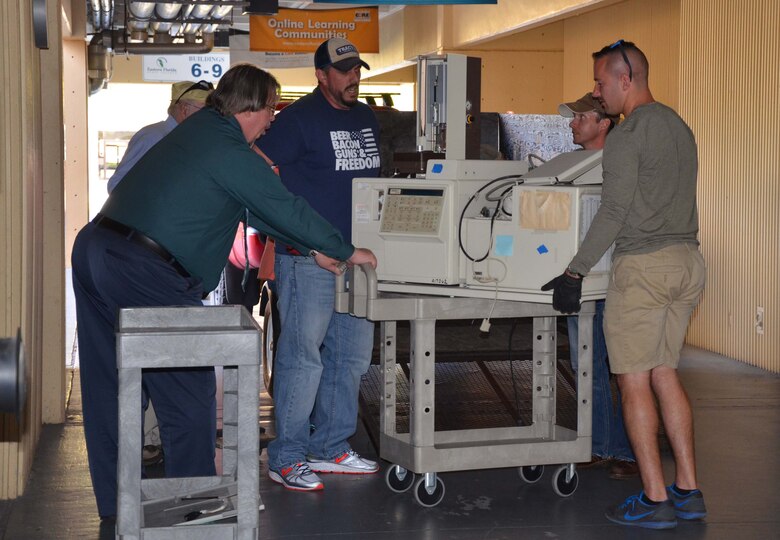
left=0, top=0, right=64, bottom=497
left=41, top=0, right=66, bottom=424
left=680, top=0, right=780, bottom=372
left=0, top=0, right=42, bottom=498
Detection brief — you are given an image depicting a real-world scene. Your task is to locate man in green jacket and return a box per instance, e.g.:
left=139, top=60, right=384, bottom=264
left=71, top=63, right=376, bottom=521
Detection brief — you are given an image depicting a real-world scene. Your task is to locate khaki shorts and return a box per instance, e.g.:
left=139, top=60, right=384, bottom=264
left=604, top=243, right=706, bottom=374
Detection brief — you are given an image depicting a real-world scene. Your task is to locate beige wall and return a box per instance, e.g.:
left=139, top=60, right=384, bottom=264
left=448, top=0, right=622, bottom=46
left=63, top=39, right=90, bottom=262
left=680, top=0, right=779, bottom=372
left=461, top=50, right=563, bottom=114
left=366, top=0, right=679, bottom=114
left=0, top=0, right=65, bottom=497
left=455, top=24, right=565, bottom=114
left=415, top=0, right=678, bottom=115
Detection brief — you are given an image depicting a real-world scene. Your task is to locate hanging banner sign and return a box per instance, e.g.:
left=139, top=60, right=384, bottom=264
left=315, top=0, right=496, bottom=3
left=250, top=7, right=378, bottom=53
left=142, top=52, right=230, bottom=83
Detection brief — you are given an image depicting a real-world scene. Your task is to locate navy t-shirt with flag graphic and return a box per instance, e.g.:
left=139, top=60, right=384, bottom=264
left=257, top=87, right=380, bottom=246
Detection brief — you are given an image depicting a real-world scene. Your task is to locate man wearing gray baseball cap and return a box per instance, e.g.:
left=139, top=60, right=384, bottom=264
left=558, top=92, right=619, bottom=149
left=257, top=37, right=381, bottom=491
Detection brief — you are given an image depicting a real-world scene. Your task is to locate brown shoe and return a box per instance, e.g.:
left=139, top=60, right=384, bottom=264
left=578, top=455, right=610, bottom=469
left=609, top=459, right=639, bottom=479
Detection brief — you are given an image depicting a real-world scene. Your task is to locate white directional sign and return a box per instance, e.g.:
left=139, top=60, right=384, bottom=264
left=142, top=52, right=230, bottom=83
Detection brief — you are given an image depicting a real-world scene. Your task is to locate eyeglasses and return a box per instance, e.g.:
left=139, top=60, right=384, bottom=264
left=609, top=39, right=633, bottom=81
left=264, top=104, right=277, bottom=115
left=174, top=80, right=214, bottom=105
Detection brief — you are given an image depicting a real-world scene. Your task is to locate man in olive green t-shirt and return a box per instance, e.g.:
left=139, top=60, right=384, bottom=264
left=542, top=41, right=707, bottom=529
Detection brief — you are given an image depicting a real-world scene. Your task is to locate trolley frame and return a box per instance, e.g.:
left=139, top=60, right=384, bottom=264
left=336, top=266, right=593, bottom=475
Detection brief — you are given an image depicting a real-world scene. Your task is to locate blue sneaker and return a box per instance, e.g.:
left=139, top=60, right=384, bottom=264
left=605, top=492, right=677, bottom=529
left=667, top=485, right=707, bottom=519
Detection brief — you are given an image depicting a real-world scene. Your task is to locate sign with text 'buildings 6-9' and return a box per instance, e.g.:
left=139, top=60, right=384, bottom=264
left=142, top=53, right=230, bottom=83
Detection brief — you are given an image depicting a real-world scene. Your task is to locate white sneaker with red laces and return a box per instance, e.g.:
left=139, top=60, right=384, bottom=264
left=268, top=462, right=324, bottom=491
left=307, top=450, right=379, bottom=474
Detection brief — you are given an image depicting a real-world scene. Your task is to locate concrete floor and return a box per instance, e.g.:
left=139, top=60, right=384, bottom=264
left=1, top=271, right=778, bottom=538
left=1, top=344, right=778, bottom=539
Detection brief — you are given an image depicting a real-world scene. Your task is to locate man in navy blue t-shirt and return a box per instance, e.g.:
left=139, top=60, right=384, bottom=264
left=257, top=37, right=381, bottom=491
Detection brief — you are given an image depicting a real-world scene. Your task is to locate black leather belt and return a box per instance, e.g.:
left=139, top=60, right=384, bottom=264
left=94, top=213, right=191, bottom=278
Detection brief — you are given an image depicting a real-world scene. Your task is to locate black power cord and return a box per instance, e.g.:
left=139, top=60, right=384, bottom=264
left=458, top=175, right=523, bottom=262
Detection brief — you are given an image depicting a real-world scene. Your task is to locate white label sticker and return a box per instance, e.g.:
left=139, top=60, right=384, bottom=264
left=354, top=204, right=370, bottom=223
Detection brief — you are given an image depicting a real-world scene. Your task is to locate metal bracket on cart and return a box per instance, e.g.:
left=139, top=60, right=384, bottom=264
left=337, top=265, right=594, bottom=507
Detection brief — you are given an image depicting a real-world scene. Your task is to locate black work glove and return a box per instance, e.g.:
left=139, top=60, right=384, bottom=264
left=541, top=271, right=583, bottom=313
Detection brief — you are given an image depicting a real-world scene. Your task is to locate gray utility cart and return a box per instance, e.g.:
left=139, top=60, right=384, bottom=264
left=336, top=265, right=594, bottom=507
left=116, top=306, right=262, bottom=539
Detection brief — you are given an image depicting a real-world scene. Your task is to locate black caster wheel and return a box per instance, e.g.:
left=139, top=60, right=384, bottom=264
left=413, top=476, right=446, bottom=507
left=518, top=465, right=545, bottom=484
left=552, top=465, right=579, bottom=497
left=385, top=465, right=415, bottom=493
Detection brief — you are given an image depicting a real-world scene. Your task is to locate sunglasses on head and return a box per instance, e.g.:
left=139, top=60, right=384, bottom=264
left=609, top=39, right=633, bottom=81
left=174, top=80, right=214, bottom=105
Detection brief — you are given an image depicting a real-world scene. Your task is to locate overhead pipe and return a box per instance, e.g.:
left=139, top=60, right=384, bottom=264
left=150, top=24, right=173, bottom=43
left=177, top=0, right=208, bottom=43
left=127, top=1, right=155, bottom=18
left=183, top=1, right=214, bottom=20
left=127, top=1, right=155, bottom=41
left=122, top=42, right=213, bottom=54
left=87, top=33, right=112, bottom=95
left=89, top=0, right=102, bottom=31
left=151, top=1, right=183, bottom=43
left=100, top=0, right=112, bottom=31
left=168, top=1, right=210, bottom=42
left=115, top=26, right=213, bottom=54
left=202, top=0, right=234, bottom=41
left=169, top=21, right=183, bottom=37
left=182, top=21, right=203, bottom=44
left=154, top=1, right=182, bottom=20
left=151, top=19, right=189, bottom=43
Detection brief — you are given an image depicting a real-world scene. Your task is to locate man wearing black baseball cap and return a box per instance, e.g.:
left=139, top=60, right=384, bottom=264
left=257, top=37, right=381, bottom=491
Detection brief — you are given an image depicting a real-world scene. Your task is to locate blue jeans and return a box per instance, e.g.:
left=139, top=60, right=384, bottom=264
left=267, top=254, right=375, bottom=471
left=72, top=221, right=216, bottom=518
left=568, top=301, right=634, bottom=461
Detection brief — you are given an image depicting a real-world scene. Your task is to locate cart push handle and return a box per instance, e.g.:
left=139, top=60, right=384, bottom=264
left=334, top=263, right=378, bottom=318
